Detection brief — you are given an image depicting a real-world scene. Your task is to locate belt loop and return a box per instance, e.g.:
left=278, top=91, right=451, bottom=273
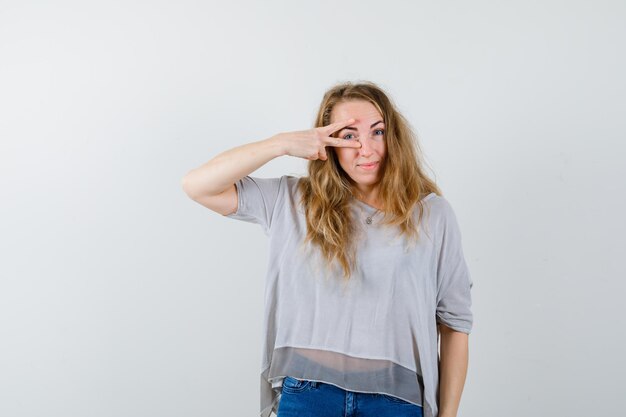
left=311, top=380, right=318, bottom=388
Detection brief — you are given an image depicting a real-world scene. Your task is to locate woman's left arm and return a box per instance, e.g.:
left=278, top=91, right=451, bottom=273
left=438, top=324, right=469, bottom=417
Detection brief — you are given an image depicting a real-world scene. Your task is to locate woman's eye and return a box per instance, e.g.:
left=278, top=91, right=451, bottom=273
left=343, top=130, right=383, bottom=140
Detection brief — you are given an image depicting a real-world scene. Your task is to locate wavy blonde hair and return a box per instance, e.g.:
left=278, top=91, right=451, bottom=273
left=297, top=81, right=442, bottom=281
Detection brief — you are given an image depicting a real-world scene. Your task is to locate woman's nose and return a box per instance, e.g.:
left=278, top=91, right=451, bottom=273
left=358, top=138, right=373, bottom=156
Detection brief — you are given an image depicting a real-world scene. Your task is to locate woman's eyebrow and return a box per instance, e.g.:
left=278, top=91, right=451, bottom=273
left=340, top=120, right=384, bottom=132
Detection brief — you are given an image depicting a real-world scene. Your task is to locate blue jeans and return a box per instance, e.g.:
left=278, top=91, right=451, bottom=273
left=277, top=376, right=424, bottom=417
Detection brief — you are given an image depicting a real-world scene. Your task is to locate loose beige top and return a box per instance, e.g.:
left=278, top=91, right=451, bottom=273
left=224, top=175, right=474, bottom=417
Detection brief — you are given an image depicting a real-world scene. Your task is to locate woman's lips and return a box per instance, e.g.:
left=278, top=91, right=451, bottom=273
left=358, top=161, right=379, bottom=170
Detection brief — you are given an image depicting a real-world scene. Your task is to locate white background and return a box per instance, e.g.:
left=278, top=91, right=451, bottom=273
left=1, top=1, right=624, bottom=416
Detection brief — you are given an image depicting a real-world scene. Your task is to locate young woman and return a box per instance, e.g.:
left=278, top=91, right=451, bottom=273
left=182, top=81, right=473, bottom=417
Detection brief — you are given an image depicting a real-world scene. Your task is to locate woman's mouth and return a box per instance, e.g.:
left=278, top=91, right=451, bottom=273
left=358, top=161, right=379, bottom=170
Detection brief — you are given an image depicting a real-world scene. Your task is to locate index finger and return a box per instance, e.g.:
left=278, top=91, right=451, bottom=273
left=325, top=137, right=363, bottom=148
left=322, top=118, right=356, bottom=136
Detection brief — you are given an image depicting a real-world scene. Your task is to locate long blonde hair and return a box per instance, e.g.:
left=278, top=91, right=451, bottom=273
left=297, top=81, right=442, bottom=280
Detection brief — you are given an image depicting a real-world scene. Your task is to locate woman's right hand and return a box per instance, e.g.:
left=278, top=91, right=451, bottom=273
left=276, top=118, right=362, bottom=161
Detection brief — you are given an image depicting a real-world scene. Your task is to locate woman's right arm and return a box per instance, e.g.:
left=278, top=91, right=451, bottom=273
left=181, top=118, right=360, bottom=216
left=181, top=134, right=286, bottom=216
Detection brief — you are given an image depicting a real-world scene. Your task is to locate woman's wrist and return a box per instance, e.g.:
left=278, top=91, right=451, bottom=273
left=266, top=132, right=289, bottom=157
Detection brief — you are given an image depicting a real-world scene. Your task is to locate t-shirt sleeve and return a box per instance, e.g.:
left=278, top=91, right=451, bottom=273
left=435, top=199, right=474, bottom=334
left=223, top=175, right=284, bottom=235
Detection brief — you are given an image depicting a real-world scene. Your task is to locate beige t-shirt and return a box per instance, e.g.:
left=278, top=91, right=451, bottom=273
left=224, top=175, right=473, bottom=417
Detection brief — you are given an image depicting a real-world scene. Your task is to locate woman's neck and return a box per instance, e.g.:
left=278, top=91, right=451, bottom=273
left=353, top=186, right=383, bottom=210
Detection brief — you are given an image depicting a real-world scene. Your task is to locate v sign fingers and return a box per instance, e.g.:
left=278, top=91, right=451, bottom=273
left=323, top=118, right=356, bottom=137
left=322, top=117, right=363, bottom=151
left=276, top=118, right=361, bottom=161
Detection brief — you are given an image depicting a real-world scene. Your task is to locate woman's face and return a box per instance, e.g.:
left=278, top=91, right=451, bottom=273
left=330, top=100, right=386, bottom=195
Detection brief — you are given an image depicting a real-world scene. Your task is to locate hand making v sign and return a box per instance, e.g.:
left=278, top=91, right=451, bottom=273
left=277, top=118, right=362, bottom=161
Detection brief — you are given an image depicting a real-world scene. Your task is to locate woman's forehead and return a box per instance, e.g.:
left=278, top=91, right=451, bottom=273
left=331, top=101, right=383, bottom=124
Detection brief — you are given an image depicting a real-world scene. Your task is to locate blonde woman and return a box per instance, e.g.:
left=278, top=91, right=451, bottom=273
left=182, top=81, right=473, bottom=417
